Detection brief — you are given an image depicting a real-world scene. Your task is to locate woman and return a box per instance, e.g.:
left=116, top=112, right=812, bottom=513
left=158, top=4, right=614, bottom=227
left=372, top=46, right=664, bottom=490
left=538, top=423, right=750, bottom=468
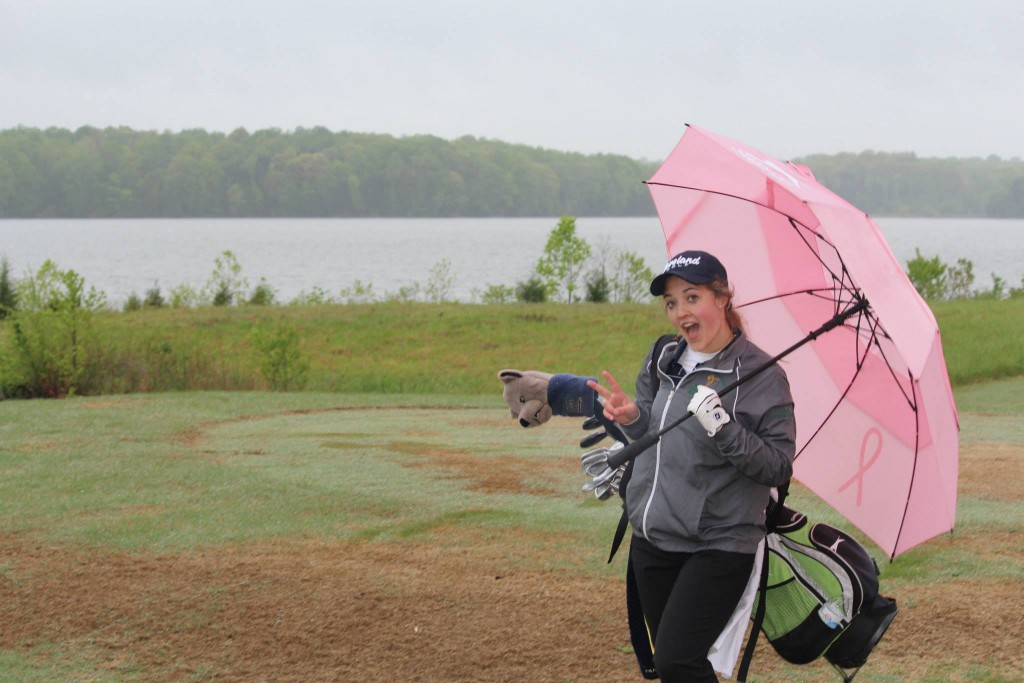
left=587, top=250, right=796, bottom=683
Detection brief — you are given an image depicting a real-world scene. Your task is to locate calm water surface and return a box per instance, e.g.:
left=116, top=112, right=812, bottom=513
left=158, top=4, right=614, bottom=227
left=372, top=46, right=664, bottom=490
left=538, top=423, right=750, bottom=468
left=1, top=217, right=1021, bottom=305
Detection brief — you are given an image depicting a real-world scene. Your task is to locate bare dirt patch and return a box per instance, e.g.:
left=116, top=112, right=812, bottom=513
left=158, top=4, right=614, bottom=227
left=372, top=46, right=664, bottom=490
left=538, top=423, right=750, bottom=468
left=959, top=440, right=1024, bottom=501
left=2, top=409, right=1021, bottom=681
left=1, top=522, right=1021, bottom=682
left=387, top=440, right=569, bottom=497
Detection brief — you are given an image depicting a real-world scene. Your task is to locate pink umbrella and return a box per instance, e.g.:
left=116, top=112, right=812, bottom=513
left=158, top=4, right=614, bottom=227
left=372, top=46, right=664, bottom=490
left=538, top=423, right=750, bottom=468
left=625, top=125, right=958, bottom=558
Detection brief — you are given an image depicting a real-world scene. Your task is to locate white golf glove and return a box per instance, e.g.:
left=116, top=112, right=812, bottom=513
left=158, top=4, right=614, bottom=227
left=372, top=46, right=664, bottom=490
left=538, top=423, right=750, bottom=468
left=687, top=385, right=731, bottom=437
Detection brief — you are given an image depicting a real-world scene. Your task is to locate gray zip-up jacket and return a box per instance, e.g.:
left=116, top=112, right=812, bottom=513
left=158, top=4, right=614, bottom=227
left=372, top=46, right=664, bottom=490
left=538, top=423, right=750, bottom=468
left=621, top=332, right=796, bottom=555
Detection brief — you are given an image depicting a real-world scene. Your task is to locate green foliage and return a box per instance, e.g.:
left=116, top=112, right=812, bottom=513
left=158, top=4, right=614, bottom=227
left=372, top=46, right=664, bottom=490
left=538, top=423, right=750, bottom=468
left=793, top=150, right=1024, bottom=217
left=584, top=269, right=610, bottom=303
left=480, top=283, right=515, bottom=304
left=338, top=280, right=373, bottom=304
left=906, top=249, right=948, bottom=300
left=0, top=254, right=17, bottom=318
left=143, top=283, right=166, bottom=308
left=611, top=250, right=655, bottom=303
left=0, top=126, right=657, bottom=218
left=122, top=291, right=143, bottom=312
left=424, top=259, right=456, bottom=303
left=1, top=260, right=106, bottom=397
left=907, top=251, right=1016, bottom=301
left=515, top=276, right=548, bottom=303
left=535, top=216, right=591, bottom=303
left=204, top=250, right=248, bottom=306
left=0, top=298, right=1019, bottom=399
left=292, top=285, right=338, bottom=306
left=168, top=283, right=200, bottom=308
left=945, top=258, right=975, bottom=299
left=247, top=278, right=277, bottom=306
left=249, top=318, right=309, bottom=390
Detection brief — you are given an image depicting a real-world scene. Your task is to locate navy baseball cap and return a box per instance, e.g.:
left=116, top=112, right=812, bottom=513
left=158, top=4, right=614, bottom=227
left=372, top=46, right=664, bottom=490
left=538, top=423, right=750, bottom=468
left=650, top=250, right=728, bottom=295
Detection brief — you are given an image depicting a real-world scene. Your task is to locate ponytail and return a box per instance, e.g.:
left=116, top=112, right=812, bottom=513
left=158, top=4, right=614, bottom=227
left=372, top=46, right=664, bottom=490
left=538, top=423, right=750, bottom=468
left=708, top=278, right=745, bottom=335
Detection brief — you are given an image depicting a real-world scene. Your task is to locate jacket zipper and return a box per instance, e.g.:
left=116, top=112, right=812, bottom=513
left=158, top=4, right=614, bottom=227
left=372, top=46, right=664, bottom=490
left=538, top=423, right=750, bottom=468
left=640, top=384, right=677, bottom=540
left=637, top=358, right=740, bottom=542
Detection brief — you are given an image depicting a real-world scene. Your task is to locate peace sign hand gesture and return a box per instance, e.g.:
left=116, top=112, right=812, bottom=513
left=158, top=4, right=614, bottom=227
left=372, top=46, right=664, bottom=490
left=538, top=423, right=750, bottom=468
left=587, top=371, right=640, bottom=426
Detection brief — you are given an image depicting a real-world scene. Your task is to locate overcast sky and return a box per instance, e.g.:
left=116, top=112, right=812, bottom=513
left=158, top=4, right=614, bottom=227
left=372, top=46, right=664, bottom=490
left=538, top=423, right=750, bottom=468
left=3, top=1, right=1022, bottom=162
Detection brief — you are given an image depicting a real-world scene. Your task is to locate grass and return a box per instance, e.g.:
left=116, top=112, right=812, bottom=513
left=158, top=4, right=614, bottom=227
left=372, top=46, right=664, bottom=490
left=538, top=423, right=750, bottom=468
left=0, top=377, right=1022, bottom=679
left=2, top=298, right=1021, bottom=396
left=0, top=299, right=1022, bottom=680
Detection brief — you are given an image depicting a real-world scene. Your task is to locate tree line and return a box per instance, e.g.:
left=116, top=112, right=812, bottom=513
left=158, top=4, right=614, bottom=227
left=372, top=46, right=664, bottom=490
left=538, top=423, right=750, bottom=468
left=1, top=125, right=1023, bottom=218
left=0, top=126, right=656, bottom=218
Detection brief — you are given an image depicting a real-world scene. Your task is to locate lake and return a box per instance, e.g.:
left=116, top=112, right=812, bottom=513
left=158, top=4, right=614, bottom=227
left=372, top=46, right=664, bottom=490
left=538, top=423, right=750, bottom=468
left=1, top=217, right=1022, bottom=305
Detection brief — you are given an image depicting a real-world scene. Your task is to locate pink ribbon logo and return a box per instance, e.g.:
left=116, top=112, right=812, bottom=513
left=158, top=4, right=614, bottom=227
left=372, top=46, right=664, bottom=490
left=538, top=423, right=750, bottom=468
left=838, top=428, right=883, bottom=506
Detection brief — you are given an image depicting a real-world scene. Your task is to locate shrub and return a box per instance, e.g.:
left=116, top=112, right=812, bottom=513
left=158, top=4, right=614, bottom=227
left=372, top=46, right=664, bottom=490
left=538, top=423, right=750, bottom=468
left=339, top=280, right=374, bottom=304
left=2, top=260, right=106, bottom=397
left=481, top=284, right=515, bottom=304
left=123, top=292, right=143, bottom=312
left=535, top=216, right=591, bottom=303
left=204, top=250, right=249, bottom=307
left=290, top=286, right=336, bottom=306
left=250, top=319, right=309, bottom=390
left=424, top=259, right=456, bottom=303
left=248, top=278, right=277, bottom=306
left=906, top=249, right=947, bottom=300
left=169, top=284, right=200, bottom=308
left=144, top=283, right=166, bottom=308
left=0, top=255, right=17, bottom=318
left=515, top=276, right=548, bottom=303
left=585, top=269, right=610, bottom=303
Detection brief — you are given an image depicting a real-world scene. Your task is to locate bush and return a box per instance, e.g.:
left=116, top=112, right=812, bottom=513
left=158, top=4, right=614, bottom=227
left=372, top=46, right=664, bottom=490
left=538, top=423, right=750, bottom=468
left=123, top=292, right=143, bottom=312
left=1, top=260, right=106, bottom=397
left=906, top=249, right=947, bottom=300
left=481, top=284, right=515, bottom=304
left=0, top=255, right=17, bottom=318
left=248, top=278, right=277, bottom=306
left=515, top=276, right=548, bottom=303
left=585, top=269, right=610, bottom=303
left=424, top=259, right=456, bottom=303
left=204, top=250, right=248, bottom=307
left=250, top=318, right=309, bottom=390
left=144, top=283, right=166, bottom=308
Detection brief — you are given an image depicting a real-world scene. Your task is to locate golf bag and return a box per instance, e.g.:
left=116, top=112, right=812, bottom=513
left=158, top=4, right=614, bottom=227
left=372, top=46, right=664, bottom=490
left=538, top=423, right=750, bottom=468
left=738, top=502, right=899, bottom=681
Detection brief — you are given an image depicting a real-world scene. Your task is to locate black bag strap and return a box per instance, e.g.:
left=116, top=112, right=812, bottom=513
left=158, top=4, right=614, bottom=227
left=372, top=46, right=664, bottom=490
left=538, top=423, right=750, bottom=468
left=608, top=508, right=630, bottom=564
left=737, top=480, right=791, bottom=682
left=737, top=538, right=770, bottom=682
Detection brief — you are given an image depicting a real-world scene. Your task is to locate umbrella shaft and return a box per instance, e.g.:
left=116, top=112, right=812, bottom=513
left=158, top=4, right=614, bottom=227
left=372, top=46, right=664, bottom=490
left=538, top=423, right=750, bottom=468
left=606, top=298, right=868, bottom=470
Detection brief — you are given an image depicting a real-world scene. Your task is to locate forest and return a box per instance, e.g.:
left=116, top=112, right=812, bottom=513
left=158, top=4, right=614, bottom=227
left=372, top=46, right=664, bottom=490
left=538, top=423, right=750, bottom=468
left=1, top=125, right=1022, bottom=218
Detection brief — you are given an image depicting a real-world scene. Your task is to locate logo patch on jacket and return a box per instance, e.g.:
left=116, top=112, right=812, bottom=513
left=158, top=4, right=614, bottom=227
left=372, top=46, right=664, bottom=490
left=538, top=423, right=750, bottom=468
left=687, top=374, right=720, bottom=397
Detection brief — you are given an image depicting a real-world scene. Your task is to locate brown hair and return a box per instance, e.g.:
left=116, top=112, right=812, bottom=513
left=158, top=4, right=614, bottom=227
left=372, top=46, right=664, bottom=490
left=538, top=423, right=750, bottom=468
left=707, top=277, right=744, bottom=335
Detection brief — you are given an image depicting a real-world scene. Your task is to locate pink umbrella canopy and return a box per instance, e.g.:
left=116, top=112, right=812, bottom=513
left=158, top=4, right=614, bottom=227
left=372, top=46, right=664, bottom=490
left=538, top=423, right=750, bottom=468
left=647, top=125, right=959, bottom=558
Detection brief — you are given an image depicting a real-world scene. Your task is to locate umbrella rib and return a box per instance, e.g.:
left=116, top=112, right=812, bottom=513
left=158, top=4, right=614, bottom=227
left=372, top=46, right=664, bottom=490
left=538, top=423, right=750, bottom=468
left=891, top=370, right=923, bottom=559
left=738, top=288, right=861, bottom=309
left=647, top=181, right=870, bottom=321
left=792, top=325, right=875, bottom=463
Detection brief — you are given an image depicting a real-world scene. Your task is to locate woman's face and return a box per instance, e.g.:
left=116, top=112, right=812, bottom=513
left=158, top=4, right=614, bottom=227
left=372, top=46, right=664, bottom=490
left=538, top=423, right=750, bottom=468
left=661, top=275, right=733, bottom=353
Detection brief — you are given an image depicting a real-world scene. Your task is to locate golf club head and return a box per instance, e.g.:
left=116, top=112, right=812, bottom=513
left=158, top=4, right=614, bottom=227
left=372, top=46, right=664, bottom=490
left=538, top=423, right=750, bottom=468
left=582, top=415, right=602, bottom=431
left=581, top=448, right=611, bottom=476
left=579, top=429, right=608, bottom=449
left=582, top=466, right=618, bottom=492
left=593, top=481, right=614, bottom=500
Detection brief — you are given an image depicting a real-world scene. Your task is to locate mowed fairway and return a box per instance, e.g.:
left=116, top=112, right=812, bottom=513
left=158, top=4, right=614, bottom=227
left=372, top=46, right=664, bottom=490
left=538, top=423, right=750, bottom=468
left=0, top=381, right=1022, bottom=682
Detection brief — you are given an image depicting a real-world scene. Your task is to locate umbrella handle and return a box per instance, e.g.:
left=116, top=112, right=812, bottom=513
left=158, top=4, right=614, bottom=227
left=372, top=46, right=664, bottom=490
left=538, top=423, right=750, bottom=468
left=606, top=297, right=869, bottom=470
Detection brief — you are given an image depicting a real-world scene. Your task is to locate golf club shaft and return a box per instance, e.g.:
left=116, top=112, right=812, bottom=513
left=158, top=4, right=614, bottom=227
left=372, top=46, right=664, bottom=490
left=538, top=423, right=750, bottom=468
left=606, top=297, right=869, bottom=470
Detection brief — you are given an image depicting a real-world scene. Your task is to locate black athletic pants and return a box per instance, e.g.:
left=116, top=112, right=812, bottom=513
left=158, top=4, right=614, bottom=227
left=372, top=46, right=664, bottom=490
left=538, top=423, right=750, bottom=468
left=629, top=535, right=755, bottom=683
